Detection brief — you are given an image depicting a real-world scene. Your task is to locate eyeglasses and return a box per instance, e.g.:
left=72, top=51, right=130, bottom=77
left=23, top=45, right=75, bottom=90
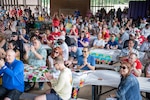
left=11, top=35, right=16, bottom=37
left=82, top=50, right=88, bottom=53
left=35, top=32, right=39, bottom=33
left=120, top=66, right=127, bottom=70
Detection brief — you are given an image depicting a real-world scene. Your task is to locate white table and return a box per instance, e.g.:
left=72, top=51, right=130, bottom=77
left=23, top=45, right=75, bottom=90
left=95, top=64, right=118, bottom=70
left=90, top=49, right=120, bottom=62
left=90, top=49, right=145, bottom=63
left=84, top=70, right=150, bottom=92
left=82, top=70, right=150, bottom=100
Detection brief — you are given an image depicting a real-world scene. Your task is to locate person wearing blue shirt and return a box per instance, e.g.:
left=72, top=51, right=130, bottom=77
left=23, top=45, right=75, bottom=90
left=0, top=49, right=24, bottom=100
left=78, top=32, right=89, bottom=48
left=109, top=62, right=141, bottom=100
left=106, top=34, right=118, bottom=49
left=77, top=47, right=95, bottom=70
left=65, top=44, right=82, bottom=68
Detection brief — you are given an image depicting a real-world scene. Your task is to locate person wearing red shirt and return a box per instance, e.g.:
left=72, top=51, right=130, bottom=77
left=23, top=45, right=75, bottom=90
left=10, top=7, right=17, bottom=17
left=102, top=27, right=110, bottom=42
left=135, top=30, right=145, bottom=45
left=69, top=25, right=78, bottom=36
left=127, top=53, right=142, bottom=77
left=84, top=27, right=90, bottom=39
left=52, top=15, right=60, bottom=27
left=51, top=27, right=61, bottom=38
left=60, top=23, right=66, bottom=32
left=17, top=7, right=23, bottom=17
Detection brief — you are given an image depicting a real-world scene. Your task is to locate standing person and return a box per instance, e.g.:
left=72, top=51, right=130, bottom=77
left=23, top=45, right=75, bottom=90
left=0, top=49, right=24, bottom=100
left=34, top=56, right=72, bottom=100
left=109, top=62, right=142, bottom=100
left=24, top=35, right=47, bottom=90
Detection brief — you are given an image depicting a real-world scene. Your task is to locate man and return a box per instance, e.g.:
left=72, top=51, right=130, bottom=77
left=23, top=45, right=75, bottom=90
left=77, top=46, right=95, bottom=70
left=123, top=34, right=138, bottom=49
left=119, top=39, right=139, bottom=61
left=57, top=35, right=69, bottom=61
left=128, top=53, right=142, bottom=77
left=35, top=56, right=72, bottom=100
left=24, top=35, right=47, bottom=90
left=118, top=27, right=129, bottom=49
left=0, top=49, right=24, bottom=100
left=65, top=44, right=82, bottom=68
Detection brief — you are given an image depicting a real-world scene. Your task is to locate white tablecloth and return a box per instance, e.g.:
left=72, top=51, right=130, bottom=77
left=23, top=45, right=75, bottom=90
left=83, top=70, right=150, bottom=93
left=90, top=49, right=120, bottom=62
left=90, top=49, right=145, bottom=63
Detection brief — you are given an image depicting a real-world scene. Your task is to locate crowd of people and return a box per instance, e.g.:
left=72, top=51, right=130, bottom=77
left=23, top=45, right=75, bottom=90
left=0, top=5, right=149, bottom=100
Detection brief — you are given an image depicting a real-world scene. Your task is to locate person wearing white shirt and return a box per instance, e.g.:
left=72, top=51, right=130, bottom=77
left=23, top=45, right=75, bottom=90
left=93, top=33, right=105, bottom=49
left=57, top=35, right=69, bottom=61
left=141, top=24, right=150, bottom=38
left=109, top=22, right=120, bottom=35
left=140, top=35, right=150, bottom=52
left=35, top=56, right=72, bottom=100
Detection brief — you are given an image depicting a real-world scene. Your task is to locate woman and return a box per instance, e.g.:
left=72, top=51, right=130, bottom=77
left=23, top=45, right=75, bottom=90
left=48, top=47, right=63, bottom=69
left=77, top=31, right=89, bottom=48
left=106, top=34, right=118, bottom=49
left=109, top=62, right=142, bottom=100
left=93, top=33, right=105, bottom=49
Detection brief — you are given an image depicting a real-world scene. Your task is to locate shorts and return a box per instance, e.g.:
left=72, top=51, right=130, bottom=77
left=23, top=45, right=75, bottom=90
left=0, top=86, right=22, bottom=100
left=46, top=89, right=62, bottom=100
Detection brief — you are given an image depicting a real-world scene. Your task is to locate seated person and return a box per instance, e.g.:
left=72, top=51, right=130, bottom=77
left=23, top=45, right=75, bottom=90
left=11, top=32, right=24, bottom=60
left=145, top=63, right=150, bottom=99
left=0, top=49, right=24, bottom=100
left=19, top=28, right=29, bottom=43
left=109, top=62, right=141, bottom=100
left=128, top=53, right=142, bottom=77
left=123, top=34, right=138, bottom=49
left=102, top=27, right=110, bottom=42
left=140, top=35, right=150, bottom=52
left=69, top=25, right=78, bottom=36
left=93, top=33, right=105, bottom=49
left=35, top=56, right=72, bottom=100
left=57, top=35, right=69, bottom=61
left=106, top=34, right=118, bottom=49
left=77, top=47, right=95, bottom=70
left=24, top=35, right=47, bottom=90
left=65, top=44, right=82, bottom=68
left=77, top=31, right=89, bottom=48
left=119, top=39, right=139, bottom=61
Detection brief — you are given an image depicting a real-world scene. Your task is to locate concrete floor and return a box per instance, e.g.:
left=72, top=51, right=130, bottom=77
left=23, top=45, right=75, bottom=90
left=20, top=82, right=147, bottom=100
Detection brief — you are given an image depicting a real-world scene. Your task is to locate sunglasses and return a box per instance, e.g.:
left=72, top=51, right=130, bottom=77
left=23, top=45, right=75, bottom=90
left=82, top=50, right=88, bottom=53
left=120, top=66, right=127, bottom=70
left=11, top=35, right=16, bottom=37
